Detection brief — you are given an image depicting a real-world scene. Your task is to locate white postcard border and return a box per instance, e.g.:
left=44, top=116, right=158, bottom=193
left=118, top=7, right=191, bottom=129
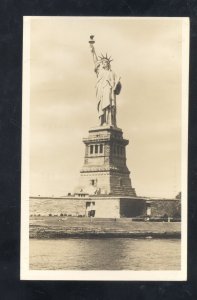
left=20, top=16, right=189, bottom=281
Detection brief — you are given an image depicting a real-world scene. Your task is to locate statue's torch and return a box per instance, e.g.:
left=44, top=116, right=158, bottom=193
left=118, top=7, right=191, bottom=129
left=89, top=35, right=95, bottom=52
left=89, top=35, right=95, bottom=46
left=89, top=35, right=98, bottom=63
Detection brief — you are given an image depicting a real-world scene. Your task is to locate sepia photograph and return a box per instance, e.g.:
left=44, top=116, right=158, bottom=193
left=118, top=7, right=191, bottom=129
left=21, top=17, right=189, bottom=281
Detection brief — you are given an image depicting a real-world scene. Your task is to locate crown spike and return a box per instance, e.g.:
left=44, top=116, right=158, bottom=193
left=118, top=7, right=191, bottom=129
left=98, top=52, right=113, bottom=64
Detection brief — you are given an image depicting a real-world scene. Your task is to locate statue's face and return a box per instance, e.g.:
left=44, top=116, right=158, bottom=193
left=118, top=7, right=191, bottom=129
left=102, top=60, right=110, bottom=70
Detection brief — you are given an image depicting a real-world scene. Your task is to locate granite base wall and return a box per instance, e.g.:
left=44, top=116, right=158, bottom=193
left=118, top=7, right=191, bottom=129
left=79, top=171, right=135, bottom=196
left=78, top=172, right=111, bottom=194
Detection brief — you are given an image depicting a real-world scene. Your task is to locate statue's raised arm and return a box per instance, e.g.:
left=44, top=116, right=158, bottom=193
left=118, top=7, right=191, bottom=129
left=89, top=35, right=98, bottom=65
left=89, top=36, right=122, bottom=127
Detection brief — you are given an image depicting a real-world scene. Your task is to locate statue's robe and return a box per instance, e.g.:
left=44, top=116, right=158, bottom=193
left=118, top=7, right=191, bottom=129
left=95, top=67, right=117, bottom=118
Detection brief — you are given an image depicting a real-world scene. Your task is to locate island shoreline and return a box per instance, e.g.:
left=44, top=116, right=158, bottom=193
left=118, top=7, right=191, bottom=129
left=30, top=217, right=181, bottom=239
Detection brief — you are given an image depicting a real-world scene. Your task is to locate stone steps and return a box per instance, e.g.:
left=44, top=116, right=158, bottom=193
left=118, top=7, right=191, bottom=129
left=110, top=184, right=136, bottom=196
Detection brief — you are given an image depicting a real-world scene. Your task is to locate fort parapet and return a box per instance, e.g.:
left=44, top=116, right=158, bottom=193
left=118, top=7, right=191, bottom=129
left=29, top=196, right=181, bottom=219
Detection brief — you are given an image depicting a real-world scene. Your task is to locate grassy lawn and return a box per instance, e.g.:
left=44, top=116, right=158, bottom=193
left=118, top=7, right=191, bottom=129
left=30, top=216, right=181, bottom=238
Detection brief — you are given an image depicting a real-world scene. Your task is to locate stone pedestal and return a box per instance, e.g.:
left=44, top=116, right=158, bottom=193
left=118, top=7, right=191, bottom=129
left=75, top=125, right=136, bottom=197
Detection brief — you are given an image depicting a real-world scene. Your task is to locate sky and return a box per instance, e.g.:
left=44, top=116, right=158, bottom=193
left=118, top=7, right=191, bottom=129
left=28, top=17, right=184, bottom=198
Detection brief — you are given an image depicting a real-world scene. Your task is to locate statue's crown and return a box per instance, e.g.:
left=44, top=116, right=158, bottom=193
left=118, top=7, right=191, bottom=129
left=98, top=53, right=113, bottom=63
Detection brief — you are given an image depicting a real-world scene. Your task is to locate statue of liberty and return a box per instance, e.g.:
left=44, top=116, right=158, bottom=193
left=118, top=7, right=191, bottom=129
left=89, top=36, right=121, bottom=127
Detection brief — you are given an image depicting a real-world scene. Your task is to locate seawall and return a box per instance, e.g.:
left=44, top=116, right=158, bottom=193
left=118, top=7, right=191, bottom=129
left=30, top=216, right=181, bottom=239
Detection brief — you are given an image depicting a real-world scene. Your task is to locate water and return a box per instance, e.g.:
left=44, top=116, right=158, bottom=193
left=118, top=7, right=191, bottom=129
left=30, top=238, right=181, bottom=270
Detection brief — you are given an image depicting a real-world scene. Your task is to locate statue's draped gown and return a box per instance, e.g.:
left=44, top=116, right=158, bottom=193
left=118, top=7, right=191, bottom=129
left=95, top=66, right=117, bottom=118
